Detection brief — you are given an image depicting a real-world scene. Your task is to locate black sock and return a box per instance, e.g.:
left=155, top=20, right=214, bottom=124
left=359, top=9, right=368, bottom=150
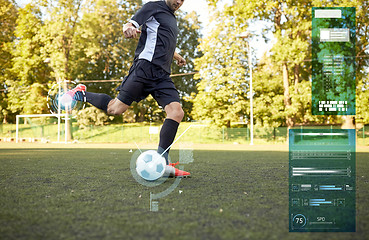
left=84, top=92, right=112, bottom=112
left=158, top=119, right=179, bottom=164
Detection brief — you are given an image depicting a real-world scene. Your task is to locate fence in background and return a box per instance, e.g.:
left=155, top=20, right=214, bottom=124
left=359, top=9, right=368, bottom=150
left=1, top=122, right=368, bottom=145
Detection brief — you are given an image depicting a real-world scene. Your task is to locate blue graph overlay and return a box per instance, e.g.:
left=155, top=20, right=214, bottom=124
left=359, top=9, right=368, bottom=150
left=289, top=129, right=356, bottom=232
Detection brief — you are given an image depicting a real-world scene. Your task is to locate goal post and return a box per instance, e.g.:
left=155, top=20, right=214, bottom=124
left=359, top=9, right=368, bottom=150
left=16, top=113, right=68, bottom=143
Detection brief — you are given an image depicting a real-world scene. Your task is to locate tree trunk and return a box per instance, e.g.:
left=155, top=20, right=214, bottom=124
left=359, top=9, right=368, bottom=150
left=294, top=64, right=300, bottom=93
left=226, top=120, right=231, bottom=128
left=283, top=63, right=295, bottom=129
left=274, top=5, right=282, bottom=31
left=283, top=63, right=291, bottom=107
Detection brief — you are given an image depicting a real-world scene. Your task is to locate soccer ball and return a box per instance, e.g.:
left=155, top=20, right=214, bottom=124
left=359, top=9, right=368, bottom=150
left=136, top=150, right=166, bottom=181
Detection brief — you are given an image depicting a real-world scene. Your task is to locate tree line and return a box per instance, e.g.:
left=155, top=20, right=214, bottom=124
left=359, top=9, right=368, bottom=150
left=0, top=0, right=201, bottom=125
left=193, top=0, right=369, bottom=128
left=1, top=0, right=368, bottom=130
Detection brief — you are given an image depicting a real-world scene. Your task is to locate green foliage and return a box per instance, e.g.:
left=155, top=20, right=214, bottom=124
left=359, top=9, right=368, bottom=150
left=357, top=75, right=369, bottom=123
left=3, top=0, right=368, bottom=126
left=39, top=0, right=85, bottom=80
left=1, top=0, right=201, bottom=124
left=252, top=56, right=284, bottom=127
left=0, top=0, right=17, bottom=80
left=6, top=3, right=50, bottom=116
left=171, top=10, right=202, bottom=121
left=195, top=0, right=369, bottom=127
left=192, top=8, right=248, bottom=127
left=76, top=106, right=109, bottom=129
left=0, top=0, right=17, bottom=123
left=75, top=0, right=140, bottom=82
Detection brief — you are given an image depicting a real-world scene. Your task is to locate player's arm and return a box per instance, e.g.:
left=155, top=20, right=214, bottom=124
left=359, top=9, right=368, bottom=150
left=123, top=22, right=141, bottom=39
left=124, top=2, right=155, bottom=39
left=173, top=52, right=186, bottom=67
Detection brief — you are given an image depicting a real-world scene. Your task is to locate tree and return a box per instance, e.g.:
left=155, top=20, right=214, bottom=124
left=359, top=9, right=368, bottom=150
left=73, top=0, right=141, bottom=124
left=171, top=10, right=202, bottom=121
left=252, top=55, right=285, bottom=127
left=192, top=7, right=249, bottom=128
left=226, top=0, right=314, bottom=129
left=39, top=0, right=84, bottom=81
left=357, top=75, right=369, bottom=123
left=6, top=3, right=50, bottom=117
left=40, top=0, right=142, bottom=134
left=3, top=0, right=201, bottom=126
left=0, top=0, right=17, bottom=123
left=353, top=0, right=369, bottom=124
left=204, top=0, right=369, bottom=129
left=74, top=0, right=140, bottom=83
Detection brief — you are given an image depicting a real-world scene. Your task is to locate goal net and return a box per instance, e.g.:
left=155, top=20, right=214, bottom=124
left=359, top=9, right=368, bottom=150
left=15, top=114, right=68, bottom=143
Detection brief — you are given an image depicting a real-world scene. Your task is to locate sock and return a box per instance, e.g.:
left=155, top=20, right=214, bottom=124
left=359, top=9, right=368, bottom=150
left=84, top=92, right=112, bottom=112
left=158, top=118, right=179, bottom=164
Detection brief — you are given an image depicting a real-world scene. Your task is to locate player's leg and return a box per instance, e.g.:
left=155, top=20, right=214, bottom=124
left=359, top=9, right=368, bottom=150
left=155, top=100, right=190, bottom=177
left=68, top=85, right=128, bottom=115
left=83, top=91, right=133, bottom=115
left=67, top=84, right=115, bottom=113
left=85, top=92, right=114, bottom=113
left=157, top=102, right=184, bottom=161
left=106, top=98, right=130, bottom=115
left=159, top=102, right=190, bottom=177
left=150, top=68, right=190, bottom=177
left=68, top=61, right=145, bottom=115
left=164, top=101, right=184, bottom=123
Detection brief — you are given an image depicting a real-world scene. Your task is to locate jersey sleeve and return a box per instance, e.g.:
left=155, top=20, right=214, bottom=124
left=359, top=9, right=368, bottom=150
left=129, top=2, right=157, bottom=28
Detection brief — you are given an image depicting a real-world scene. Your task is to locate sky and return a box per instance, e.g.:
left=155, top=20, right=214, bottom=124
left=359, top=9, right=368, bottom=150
left=180, top=0, right=211, bottom=33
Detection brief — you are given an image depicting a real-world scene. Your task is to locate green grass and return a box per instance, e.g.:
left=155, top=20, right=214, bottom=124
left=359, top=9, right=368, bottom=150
left=2, top=122, right=369, bottom=145
left=0, top=146, right=368, bottom=239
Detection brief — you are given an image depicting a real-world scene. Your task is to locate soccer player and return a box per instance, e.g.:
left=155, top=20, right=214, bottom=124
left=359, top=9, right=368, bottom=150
left=68, top=0, right=190, bottom=177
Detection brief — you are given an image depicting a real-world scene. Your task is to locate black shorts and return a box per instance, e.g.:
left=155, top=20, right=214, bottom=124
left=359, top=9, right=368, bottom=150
left=116, top=60, right=180, bottom=108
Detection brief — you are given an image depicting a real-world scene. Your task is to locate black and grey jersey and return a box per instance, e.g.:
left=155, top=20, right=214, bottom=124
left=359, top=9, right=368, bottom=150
left=129, top=0, right=178, bottom=74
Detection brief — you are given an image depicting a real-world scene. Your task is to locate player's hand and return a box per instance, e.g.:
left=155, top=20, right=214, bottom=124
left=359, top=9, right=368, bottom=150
left=123, top=23, right=141, bottom=39
left=176, top=56, right=186, bottom=67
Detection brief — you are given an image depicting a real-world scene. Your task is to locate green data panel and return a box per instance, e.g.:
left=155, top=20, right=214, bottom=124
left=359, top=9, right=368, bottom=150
left=289, top=129, right=356, bottom=232
left=312, top=7, right=356, bottom=115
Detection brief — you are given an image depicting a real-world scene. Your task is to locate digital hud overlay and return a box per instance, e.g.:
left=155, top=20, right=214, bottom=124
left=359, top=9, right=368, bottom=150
left=289, top=129, right=356, bottom=232
left=312, top=7, right=356, bottom=115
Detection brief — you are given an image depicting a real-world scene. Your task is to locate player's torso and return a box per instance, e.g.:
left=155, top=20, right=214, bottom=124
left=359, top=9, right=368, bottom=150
left=135, top=2, right=178, bottom=72
left=143, top=12, right=178, bottom=50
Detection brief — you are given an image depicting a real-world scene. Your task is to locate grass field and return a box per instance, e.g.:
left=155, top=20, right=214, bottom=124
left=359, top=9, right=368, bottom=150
left=1, top=144, right=368, bottom=239
left=4, top=122, right=369, bottom=145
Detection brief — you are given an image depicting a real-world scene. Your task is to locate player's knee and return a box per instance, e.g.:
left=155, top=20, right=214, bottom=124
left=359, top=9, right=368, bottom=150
left=170, top=107, right=184, bottom=122
left=178, top=108, right=184, bottom=121
left=107, top=99, right=128, bottom=115
left=107, top=107, right=124, bottom=116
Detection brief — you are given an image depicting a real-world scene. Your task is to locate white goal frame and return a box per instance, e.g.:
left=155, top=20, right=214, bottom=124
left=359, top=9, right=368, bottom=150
left=16, top=113, right=69, bottom=143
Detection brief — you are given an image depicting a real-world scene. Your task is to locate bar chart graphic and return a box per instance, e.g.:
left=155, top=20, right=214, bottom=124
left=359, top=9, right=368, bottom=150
left=289, top=129, right=356, bottom=232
